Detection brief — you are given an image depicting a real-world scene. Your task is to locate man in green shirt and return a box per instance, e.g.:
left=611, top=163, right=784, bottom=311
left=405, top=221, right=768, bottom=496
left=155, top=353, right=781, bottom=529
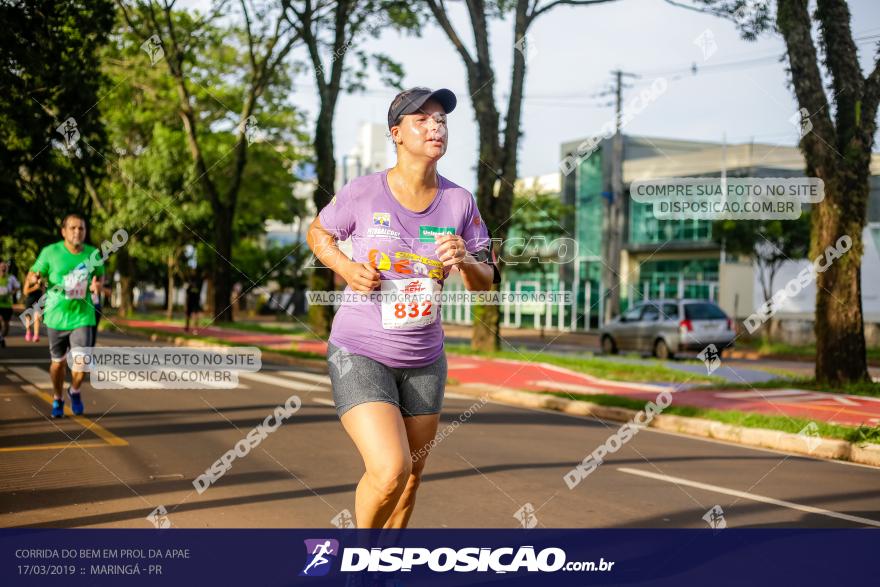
left=0, top=260, right=21, bottom=347
left=28, top=214, right=105, bottom=418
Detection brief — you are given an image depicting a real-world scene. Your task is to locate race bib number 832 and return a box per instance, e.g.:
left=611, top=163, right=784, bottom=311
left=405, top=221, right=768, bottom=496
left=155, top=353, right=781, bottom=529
left=380, top=278, right=440, bottom=330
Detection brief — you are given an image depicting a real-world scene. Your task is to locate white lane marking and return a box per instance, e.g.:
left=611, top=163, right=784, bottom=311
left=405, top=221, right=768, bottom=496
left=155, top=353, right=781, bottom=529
left=487, top=358, right=667, bottom=392
left=8, top=366, right=53, bottom=389
left=312, top=398, right=336, bottom=407
left=239, top=370, right=329, bottom=391
left=446, top=388, right=880, bottom=470
left=617, top=467, right=880, bottom=528
left=716, top=389, right=860, bottom=406
left=716, top=389, right=808, bottom=399
left=267, top=370, right=332, bottom=386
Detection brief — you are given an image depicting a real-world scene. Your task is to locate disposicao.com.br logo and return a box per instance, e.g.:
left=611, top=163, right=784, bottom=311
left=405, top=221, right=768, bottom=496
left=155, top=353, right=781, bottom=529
left=300, top=539, right=339, bottom=577
left=298, top=539, right=614, bottom=575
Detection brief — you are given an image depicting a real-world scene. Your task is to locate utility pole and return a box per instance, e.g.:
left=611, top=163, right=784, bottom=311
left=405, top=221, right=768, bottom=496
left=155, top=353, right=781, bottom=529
left=598, top=69, right=637, bottom=322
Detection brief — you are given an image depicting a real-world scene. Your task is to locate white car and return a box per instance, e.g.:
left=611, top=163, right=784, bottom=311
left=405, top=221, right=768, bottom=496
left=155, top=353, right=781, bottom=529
left=599, top=299, right=735, bottom=359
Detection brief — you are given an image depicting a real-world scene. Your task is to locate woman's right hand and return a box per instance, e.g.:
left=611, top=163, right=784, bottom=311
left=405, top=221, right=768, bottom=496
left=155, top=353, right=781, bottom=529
left=343, top=261, right=381, bottom=293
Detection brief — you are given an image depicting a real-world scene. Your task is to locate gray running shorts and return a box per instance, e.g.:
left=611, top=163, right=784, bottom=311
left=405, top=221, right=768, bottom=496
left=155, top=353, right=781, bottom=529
left=326, top=342, right=447, bottom=418
left=47, top=326, right=94, bottom=364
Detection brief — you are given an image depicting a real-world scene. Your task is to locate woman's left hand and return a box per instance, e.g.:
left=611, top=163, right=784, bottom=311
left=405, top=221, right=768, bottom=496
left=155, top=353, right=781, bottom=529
left=435, top=234, right=468, bottom=267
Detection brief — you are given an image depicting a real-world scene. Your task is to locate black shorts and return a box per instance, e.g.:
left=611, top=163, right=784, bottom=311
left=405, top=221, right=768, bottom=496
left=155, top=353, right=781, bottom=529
left=186, top=298, right=201, bottom=314
left=0, top=307, right=11, bottom=322
left=25, top=291, right=43, bottom=309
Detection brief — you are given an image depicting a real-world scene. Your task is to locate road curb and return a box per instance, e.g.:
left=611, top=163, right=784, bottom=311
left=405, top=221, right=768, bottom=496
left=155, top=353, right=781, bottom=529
left=450, top=383, right=880, bottom=468
left=114, top=323, right=880, bottom=468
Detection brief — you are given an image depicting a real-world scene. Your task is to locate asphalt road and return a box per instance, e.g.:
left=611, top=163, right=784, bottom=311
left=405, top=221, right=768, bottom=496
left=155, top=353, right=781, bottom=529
left=2, top=329, right=880, bottom=530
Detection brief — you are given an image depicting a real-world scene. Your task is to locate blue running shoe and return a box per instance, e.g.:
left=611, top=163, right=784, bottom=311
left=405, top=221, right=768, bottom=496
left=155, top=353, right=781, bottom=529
left=51, top=399, right=64, bottom=418
left=68, top=389, right=84, bottom=416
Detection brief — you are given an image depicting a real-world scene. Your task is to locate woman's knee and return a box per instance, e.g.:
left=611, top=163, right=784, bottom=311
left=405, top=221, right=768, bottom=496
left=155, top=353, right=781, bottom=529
left=366, top=460, right=412, bottom=497
left=410, top=456, right=428, bottom=480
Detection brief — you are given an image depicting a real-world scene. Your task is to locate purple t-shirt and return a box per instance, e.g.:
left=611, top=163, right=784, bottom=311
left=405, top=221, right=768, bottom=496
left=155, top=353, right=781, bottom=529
left=318, top=169, right=490, bottom=367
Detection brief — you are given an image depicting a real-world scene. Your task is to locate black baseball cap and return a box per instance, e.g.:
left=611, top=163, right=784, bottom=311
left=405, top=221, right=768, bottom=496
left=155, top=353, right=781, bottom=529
left=387, top=87, right=457, bottom=129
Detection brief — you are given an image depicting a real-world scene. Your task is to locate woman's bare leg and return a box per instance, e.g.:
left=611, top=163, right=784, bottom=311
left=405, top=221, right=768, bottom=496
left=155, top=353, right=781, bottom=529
left=383, top=413, right=440, bottom=529
left=340, top=402, right=412, bottom=529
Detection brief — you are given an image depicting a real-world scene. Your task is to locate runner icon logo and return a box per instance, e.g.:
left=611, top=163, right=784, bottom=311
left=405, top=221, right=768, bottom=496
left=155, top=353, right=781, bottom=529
left=403, top=280, right=425, bottom=294
left=697, top=344, right=722, bottom=374
left=797, top=421, right=822, bottom=453
left=514, top=503, right=538, bottom=529
left=146, top=505, right=171, bottom=529
left=330, top=509, right=355, bottom=529
left=300, top=539, right=339, bottom=577
left=702, top=505, right=726, bottom=530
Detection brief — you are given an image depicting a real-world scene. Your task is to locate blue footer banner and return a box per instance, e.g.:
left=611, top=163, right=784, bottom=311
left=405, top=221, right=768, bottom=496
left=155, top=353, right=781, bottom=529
left=1, top=529, right=876, bottom=586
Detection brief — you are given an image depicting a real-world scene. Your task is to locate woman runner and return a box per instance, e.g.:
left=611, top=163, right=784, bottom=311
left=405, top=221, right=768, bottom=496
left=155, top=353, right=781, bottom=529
left=307, top=87, right=498, bottom=529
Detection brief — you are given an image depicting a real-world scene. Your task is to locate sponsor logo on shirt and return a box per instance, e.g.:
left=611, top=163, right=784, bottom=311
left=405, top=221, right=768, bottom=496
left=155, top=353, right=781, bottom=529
left=403, top=280, right=425, bottom=294
left=366, top=227, right=401, bottom=239
left=367, top=250, right=444, bottom=280
left=372, top=212, right=391, bottom=227
left=419, top=225, right=455, bottom=242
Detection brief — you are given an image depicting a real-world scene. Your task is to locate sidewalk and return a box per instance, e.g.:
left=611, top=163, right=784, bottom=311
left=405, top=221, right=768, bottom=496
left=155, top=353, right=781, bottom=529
left=113, top=318, right=880, bottom=428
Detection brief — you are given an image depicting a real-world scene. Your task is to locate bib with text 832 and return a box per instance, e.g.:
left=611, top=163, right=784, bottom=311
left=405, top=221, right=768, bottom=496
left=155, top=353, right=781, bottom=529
left=380, top=278, right=441, bottom=330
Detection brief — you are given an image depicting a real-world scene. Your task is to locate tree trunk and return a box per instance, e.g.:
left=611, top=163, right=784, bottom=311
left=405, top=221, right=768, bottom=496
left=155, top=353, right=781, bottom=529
left=308, top=105, right=337, bottom=337
left=466, top=0, right=530, bottom=353
left=165, top=252, right=175, bottom=320
left=468, top=75, right=503, bottom=353
left=776, top=0, right=873, bottom=384
left=117, top=247, right=134, bottom=318
left=812, top=168, right=869, bottom=383
left=212, top=205, right=235, bottom=322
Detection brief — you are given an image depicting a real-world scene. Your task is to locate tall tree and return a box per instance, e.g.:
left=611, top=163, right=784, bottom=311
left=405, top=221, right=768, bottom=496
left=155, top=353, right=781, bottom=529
left=425, top=0, right=619, bottom=352
left=281, top=0, right=412, bottom=336
left=117, top=0, right=302, bottom=322
left=107, top=5, right=307, bottom=319
left=672, top=0, right=878, bottom=384
left=0, top=0, right=115, bottom=243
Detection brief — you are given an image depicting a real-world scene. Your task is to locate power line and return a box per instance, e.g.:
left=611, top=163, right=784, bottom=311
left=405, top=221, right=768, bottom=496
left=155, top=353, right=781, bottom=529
left=636, top=33, right=880, bottom=79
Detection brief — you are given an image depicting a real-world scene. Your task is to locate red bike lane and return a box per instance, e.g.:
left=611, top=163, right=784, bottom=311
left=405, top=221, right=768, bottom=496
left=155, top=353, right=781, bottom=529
left=116, top=320, right=880, bottom=428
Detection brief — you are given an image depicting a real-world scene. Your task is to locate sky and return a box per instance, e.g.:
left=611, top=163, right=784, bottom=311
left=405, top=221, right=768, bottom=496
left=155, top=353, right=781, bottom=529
left=185, top=0, right=880, bottom=192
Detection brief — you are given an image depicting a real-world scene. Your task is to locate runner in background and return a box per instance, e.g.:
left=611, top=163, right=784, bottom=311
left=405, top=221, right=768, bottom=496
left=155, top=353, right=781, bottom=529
left=27, top=214, right=105, bottom=418
left=22, top=272, right=45, bottom=342
left=0, top=260, right=21, bottom=347
left=184, top=272, right=202, bottom=334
